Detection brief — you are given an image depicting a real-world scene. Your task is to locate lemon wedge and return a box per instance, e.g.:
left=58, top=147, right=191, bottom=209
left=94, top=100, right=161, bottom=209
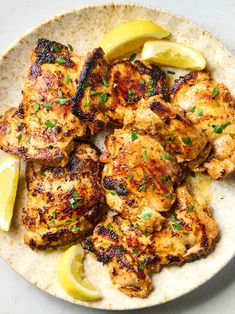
left=57, top=244, right=101, bottom=301
left=141, top=40, right=206, bottom=70
left=99, top=20, right=170, bottom=59
left=0, top=155, right=20, bottom=231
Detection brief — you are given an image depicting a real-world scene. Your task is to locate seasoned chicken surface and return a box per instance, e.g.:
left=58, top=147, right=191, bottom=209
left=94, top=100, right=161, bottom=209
left=72, top=48, right=167, bottom=133
left=123, top=95, right=211, bottom=167
left=171, top=71, right=235, bottom=179
left=22, top=141, right=104, bottom=250
left=100, top=128, right=184, bottom=232
left=84, top=184, right=218, bottom=297
left=0, top=39, right=86, bottom=166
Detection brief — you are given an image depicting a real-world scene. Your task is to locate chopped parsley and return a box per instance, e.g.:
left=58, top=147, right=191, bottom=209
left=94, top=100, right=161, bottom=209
left=127, top=173, right=133, bottom=179
left=69, top=192, right=85, bottom=209
left=67, top=44, right=73, bottom=51
left=183, top=232, right=189, bottom=235
left=188, top=106, right=196, bottom=113
left=90, top=90, right=97, bottom=96
left=165, top=193, right=172, bottom=198
left=45, top=119, right=58, bottom=128
left=40, top=171, right=46, bottom=177
left=145, top=91, right=152, bottom=97
left=55, top=98, right=70, bottom=105
left=138, top=261, right=147, bottom=269
left=52, top=43, right=61, bottom=53
left=55, top=57, right=66, bottom=65
left=182, top=137, right=192, bottom=146
left=212, top=122, right=231, bottom=134
left=149, top=79, right=154, bottom=87
left=140, top=212, right=152, bottom=220
left=17, top=134, right=22, bottom=144
left=103, top=80, right=109, bottom=87
left=160, top=176, right=171, bottom=184
left=139, top=79, right=145, bottom=85
left=197, top=108, right=203, bottom=116
left=106, top=223, right=111, bottom=229
left=43, top=102, right=52, bottom=109
left=70, top=225, right=79, bottom=233
left=212, top=87, right=219, bottom=98
left=129, top=53, right=137, bottom=62
left=167, top=70, right=175, bottom=75
left=164, top=153, right=171, bottom=160
left=151, top=183, right=155, bottom=191
left=139, top=184, right=146, bottom=192
left=188, top=203, right=195, bottom=213
left=100, top=92, right=107, bottom=105
left=85, top=100, right=91, bottom=108
left=82, top=81, right=91, bottom=89
left=143, top=150, right=148, bottom=162
left=166, top=135, right=175, bottom=141
left=133, top=247, right=140, bottom=255
left=131, top=130, right=138, bottom=141
left=64, top=74, right=71, bottom=84
left=172, top=221, right=182, bottom=230
left=216, top=101, right=220, bottom=107
left=51, top=211, right=57, bottom=219
left=34, top=102, right=40, bottom=113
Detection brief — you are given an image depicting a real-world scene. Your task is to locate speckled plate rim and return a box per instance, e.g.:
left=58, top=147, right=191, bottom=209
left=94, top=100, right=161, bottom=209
left=0, top=2, right=235, bottom=311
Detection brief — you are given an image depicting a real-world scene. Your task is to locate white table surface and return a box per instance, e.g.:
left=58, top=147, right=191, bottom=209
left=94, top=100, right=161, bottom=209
left=0, top=0, right=235, bottom=313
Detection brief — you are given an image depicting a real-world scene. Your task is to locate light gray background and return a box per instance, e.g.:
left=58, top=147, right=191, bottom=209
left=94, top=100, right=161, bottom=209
left=0, top=1, right=235, bottom=313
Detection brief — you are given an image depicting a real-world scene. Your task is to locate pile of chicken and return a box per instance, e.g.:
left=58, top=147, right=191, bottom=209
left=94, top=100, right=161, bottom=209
left=1, top=39, right=235, bottom=297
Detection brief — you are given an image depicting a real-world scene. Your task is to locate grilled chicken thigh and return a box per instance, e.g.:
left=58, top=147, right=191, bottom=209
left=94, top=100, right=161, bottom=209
left=84, top=184, right=218, bottom=297
left=123, top=95, right=211, bottom=167
left=101, top=128, right=184, bottom=232
left=22, top=141, right=104, bottom=250
left=72, top=48, right=167, bottom=133
left=0, top=39, right=86, bottom=166
left=171, top=71, right=235, bottom=179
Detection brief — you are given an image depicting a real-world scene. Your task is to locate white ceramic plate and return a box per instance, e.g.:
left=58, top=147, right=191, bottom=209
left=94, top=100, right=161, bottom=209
left=0, top=3, right=235, bottom=310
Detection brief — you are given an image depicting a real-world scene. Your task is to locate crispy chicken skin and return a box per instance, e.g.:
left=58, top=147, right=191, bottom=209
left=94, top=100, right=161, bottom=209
left=22, top=141, right=104, bottom=250
left=171, top=71, right=235, bottom=179
left=72, top=48, right=167, bottom=133
left=84, top=184, right=218, bottom=298
left=123, top=95, right=211, bottom=167
left=0, top=39, right=86, bottom=166
left=100, top=129, right=184, bottom=232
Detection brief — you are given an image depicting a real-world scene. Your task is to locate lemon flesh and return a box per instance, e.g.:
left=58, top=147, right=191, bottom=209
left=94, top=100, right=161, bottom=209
left=142, top=40, right=206, bottom=70
left=0, top=156, right=20, bottom=231
left=57, top=244, right=101, bottom=301
left=99, top=20, right=170, bottom=59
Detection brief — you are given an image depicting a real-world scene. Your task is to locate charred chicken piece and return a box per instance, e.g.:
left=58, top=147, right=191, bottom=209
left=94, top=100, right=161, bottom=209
left=72, top=48, right=167, bottom=133
left=22, top=141, right=104, bottom=250
left=171, top=71, right=235, bottom=180
left=0, top=38, right=86, bottom=166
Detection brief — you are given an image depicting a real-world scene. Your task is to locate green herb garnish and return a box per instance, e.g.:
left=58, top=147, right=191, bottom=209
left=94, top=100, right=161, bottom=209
left=64, top=74, right=71, bottom=84
left=212, top=87, right=219, bottom=98
left=131, top=130, right=138, bottom=141
left=45, top=119, right=58, bottom=128
left=197, top=108, right=203, bottom=116
left=143, top=150, right=148, bottom=162
left=90, top=90, right=97, bottom=96
left=182, top=137, right=192, bottom=146
left=68, top=44, right=73, bottom=51
left=212, top=122, right=231, bottom=134
left=139, top=79, right=145, bottom=85
left=17, top=134, right=22, bottom=144
left=129, top=53, right=137, bottom=62
left=55, top=57, right=66, bottom=65
left=100, top=92, right=107, bottom=105
left=188, top=203, right=195, bottom=213
left=34, top=102, right=40, bottom=113
left=55, top=98, right=70, bottom=105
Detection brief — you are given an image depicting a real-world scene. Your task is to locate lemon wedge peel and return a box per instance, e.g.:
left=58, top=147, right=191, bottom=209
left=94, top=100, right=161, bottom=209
left=0, top=156, right=20, bottom=231
left=99, top=20, right=170, bottom=59
left=141, top=40, right=206, bottom=70
left=57, top=244, right=102, bottom=301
